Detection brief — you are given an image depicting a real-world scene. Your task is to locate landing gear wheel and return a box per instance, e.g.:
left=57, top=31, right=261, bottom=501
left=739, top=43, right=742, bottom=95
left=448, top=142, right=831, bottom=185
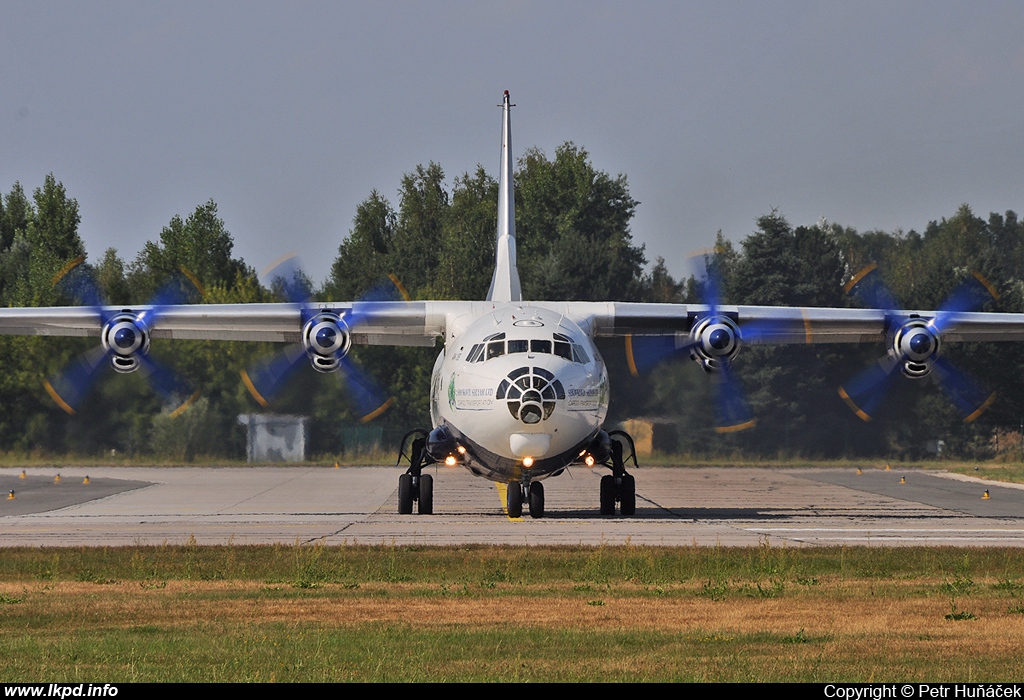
left=398, top=473, right=413, bottom=515
left=507, top=482, right=523, bottom=518
left=620, top=474, right=636, bottom=516
left=528, top=481, right=545, bottom=519
left=418, top=473, right=433, bottom=515
left=599, top=475, right=615, bottom=515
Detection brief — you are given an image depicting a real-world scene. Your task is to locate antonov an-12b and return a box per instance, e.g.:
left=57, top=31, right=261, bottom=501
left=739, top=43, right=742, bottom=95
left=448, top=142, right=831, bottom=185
left=3, top=91, right=1023, bottom=518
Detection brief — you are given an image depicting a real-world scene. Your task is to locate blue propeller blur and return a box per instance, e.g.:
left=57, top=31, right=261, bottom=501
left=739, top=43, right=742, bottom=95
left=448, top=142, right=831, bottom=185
left=839, top=264, right=997, bottom=423
left=625, top=252, right=791, bottom=433
left=240, top=255, right=396, bottom=423
left=45, top=256, right=200, bottom=416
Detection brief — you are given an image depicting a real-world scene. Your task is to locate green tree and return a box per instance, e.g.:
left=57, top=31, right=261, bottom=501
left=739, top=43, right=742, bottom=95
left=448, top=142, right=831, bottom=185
left=516, top=143, right=645, bottom=301
left=390, top=163, right=448, bottom=296
left=423, top=167, right=498, bottom=301
left=0, top=182, right=31, bottom=253
left=129, top=200, right=252, bottom=302
left=323, top=190, right=397, bottom=301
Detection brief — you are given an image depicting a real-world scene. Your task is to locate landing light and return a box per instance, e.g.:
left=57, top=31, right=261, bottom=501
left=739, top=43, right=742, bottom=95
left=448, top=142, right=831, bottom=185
left=585, top=454, right=595, bottom=467
left=457, top=445, right=466, bottom=455
left=444, top=455, right=457, bottom=467
left=522, top=457, right=534, bottom=468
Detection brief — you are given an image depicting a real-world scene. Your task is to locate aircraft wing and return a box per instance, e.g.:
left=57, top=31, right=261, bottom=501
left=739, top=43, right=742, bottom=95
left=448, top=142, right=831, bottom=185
left=0, top=301, right=473, bottom=347
left=549, top=302, right=1024, bottom=344
left=4, top=301, right=1024, bottom=346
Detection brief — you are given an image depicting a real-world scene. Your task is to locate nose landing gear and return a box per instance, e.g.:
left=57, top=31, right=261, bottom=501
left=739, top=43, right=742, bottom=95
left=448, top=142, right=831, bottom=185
left=505, top=480, right=544, bottom=518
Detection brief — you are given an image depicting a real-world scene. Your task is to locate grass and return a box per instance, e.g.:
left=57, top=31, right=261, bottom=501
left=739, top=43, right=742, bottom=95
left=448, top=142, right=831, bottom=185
left=1, top=544, right=1024, bottom=681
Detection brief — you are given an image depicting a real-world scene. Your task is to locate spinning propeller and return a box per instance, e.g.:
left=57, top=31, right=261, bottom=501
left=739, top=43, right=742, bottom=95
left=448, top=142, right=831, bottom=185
left=44, top=256, right=200, bottom=416
left=838, top=264, right=998, bottom=423
left=240, top=255, right=397, bottom=422
left=626, top=252, right=790, bottom=433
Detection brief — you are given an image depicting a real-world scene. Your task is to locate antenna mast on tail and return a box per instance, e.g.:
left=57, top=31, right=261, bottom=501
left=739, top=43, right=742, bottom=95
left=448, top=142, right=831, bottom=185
left=486, top=90, right=523, bottom=303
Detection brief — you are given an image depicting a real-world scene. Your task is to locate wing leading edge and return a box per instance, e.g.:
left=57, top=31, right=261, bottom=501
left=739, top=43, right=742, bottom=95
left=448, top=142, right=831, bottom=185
left=4, top=301, right=1024, bottom=345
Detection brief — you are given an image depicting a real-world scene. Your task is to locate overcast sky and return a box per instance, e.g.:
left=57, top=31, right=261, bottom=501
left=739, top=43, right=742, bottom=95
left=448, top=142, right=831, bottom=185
left=2, top=1, right=1022, bottom=289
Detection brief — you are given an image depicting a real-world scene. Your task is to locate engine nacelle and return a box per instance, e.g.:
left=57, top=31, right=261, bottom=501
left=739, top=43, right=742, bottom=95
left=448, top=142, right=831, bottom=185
left=583, top=430, right=612, bottom=464
left=892, top=318, right=940, bottom=379
left=302, top=312, right=352, bottom=373
left=426, top=425, right=459, bottom=463
left=689, top=315, right=740, bottom=373
left=101, top=313, right=150, bottom=373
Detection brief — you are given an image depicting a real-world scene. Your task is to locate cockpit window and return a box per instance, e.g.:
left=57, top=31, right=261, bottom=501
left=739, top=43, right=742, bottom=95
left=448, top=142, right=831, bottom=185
left=470, top=333, right=589, bottom=364
left=486, top=341, right=506, bottom=360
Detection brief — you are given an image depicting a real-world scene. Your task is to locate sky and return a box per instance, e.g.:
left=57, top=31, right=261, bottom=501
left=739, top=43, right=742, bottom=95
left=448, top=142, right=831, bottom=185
left=2, top=1, right=1023, bottom=289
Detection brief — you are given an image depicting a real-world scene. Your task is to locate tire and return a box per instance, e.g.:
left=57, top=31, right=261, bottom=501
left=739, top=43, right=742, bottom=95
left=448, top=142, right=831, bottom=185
left=528, top=481, right=544, bottom=519
left=599, top=475, right=615, bottom=515
left=507, top=482, right=523, bottom=518
left=398, top=473, right=413, bottom=514
left=418, top=473, right=433, bottom=515
left=620, top=474, right=636, bottom=516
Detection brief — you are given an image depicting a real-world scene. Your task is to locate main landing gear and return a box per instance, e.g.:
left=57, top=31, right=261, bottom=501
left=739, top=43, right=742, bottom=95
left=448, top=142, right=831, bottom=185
left=396, top=429, right=434, bottom=515
left=506, top=480, right=545, bottom=519
left=598, top=431, right=638, bottom=516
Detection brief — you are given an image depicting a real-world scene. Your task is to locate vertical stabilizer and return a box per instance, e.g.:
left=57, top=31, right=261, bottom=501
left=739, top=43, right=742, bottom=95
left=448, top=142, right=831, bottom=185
left=487, top=90, right=523, bottom=302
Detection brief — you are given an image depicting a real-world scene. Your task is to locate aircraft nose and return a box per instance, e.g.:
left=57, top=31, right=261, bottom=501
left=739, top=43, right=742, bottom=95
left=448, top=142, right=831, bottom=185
left=495, top=365, right=566, bottom=424
left=510, top=432, right=550, bottom=458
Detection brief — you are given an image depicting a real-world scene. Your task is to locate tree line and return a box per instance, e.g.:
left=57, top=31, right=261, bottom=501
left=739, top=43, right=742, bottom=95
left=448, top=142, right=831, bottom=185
left=1, top=146, right=1022, bottom=460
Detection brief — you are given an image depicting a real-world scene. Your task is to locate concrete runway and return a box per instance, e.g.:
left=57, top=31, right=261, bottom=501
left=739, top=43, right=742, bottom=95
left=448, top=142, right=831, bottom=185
left=1, top=465, right=1023, bottom=547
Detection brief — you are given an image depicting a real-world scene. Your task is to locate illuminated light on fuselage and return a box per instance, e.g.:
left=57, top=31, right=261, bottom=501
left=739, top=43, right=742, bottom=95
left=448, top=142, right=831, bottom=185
left=522, top=457, right=534, bottom=468
left=584, top=454, right=595, bottom=467
left=444, top=455, right=457, bottom=467
left=456, top=445, right=466, bottom=455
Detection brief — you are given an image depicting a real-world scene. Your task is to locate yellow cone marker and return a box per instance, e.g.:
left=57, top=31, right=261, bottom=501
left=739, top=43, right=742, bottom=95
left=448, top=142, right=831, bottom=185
left=54, top=474, right=61, bottom=484
left=19, top=470, right=26, bottom=479
left=7, top=490, right=14, bottom=500
left=334, top=462, right=340, bottom=469
left=885, top=463, right=891, bottom=471
left=857, top=467, right=863, bottom=475
left=82, top=476, right=89, bottom=484
left=982, top=490, right=990, bottom=500
left=900, top=476, right=906, bottom=484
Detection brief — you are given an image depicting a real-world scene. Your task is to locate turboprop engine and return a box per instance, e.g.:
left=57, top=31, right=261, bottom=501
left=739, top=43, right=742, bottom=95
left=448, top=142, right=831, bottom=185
left=101, top=312, right=152, bottom=373
left=302, top=312, right=352, bottom=372
left=688, top=315, right=741, bottom=373
left=890, top=317, right=940, bottom=378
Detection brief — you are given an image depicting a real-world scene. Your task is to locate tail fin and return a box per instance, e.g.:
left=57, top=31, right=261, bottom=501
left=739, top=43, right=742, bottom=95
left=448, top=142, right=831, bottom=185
left=487, top=90, right=523, bottom=303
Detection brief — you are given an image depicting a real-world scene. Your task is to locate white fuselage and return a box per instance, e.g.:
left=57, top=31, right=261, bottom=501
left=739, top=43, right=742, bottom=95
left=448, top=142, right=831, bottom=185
left=429, top=304, right=609, bottom=482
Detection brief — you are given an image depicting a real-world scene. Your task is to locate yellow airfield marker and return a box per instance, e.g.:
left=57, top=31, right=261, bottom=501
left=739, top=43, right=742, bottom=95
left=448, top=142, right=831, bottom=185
left=982, top=490, right=991, bottom=500
left=7, top=490, right=14, bottom=500
left=54, top=474, right=61, bottom=484
left=856, top=467, right=862, bottom=475
left=900, top=476, right=906, bottom=484
left=334, top=462, right=340, bottom=469
left=82, top=476, right=90, bottom=484
left=885, top=464, right=891, bottom=471
left=19, top=470, right=26, bottom=479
